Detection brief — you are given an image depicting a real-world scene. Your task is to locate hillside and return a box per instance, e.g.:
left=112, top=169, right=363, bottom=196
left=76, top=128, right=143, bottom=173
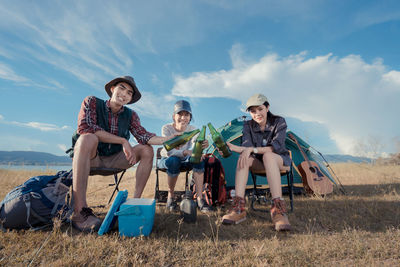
left=323, top=154, right=371, bottom=163
left=0, top=151, right=72, bottom=165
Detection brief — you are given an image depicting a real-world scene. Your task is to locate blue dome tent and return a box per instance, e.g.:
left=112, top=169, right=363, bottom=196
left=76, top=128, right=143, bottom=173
left=205, top=117, right=341, bottom=194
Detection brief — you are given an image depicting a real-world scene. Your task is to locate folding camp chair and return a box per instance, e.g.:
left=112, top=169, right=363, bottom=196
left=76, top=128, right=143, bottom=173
left=154, top=147, right=192, bottom=203
left=89, top=167, right=127, bottom=204
left=249, top=151, right=294, bottom=212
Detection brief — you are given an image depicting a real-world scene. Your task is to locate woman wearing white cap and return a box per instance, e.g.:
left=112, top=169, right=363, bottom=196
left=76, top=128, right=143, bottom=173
left=159, top=100, right=212, bottom=213
left=221, top=93, right=292, bottom=231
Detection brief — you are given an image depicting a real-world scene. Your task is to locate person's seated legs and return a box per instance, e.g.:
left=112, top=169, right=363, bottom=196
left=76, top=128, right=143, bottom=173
left=159, top=156, right=181, bottom=211
left=71, top=133, right=102, bottom=232
left=192, top=161, right=212, bottom=213
left=221, top=155, right=260, bottom=224
left=262, top=151, right=291, bottom=231
left=131, top=144, right=154, bottom=198
left=72, top=136, right=154, bottom=231
left=222, top=150, right=291, bottom=230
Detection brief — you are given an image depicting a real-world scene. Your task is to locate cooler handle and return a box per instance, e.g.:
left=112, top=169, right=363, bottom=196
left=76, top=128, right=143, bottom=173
left=114, top=206, right=142, bottom=216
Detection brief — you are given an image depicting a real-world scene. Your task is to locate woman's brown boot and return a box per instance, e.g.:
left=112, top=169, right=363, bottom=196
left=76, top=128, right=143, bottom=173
left=270, top=197, right=291, bottom=231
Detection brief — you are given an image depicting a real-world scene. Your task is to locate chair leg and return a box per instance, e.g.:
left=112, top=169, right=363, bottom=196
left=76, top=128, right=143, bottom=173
left=287, top=169, right=294, bottom=212
left=155, top=169, right=160, bottom=201
left=184, top=171, right=189, bottom=192
left=250, top=172, right=257, bottom=211
left=108, top=170, right=126, bottom=204
left=250, top=172, right=267, bottom=211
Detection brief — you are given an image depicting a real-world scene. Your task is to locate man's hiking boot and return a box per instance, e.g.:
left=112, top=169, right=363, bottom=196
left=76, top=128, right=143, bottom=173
left=222, top=196, right=246, bottom=225
left=71, top=207, right=102, bottom=232
left=270, top=197, right=291, bottom=231
left=197, top=198, right=213, bottom=213
left=166, top=198, right=178, bottom=212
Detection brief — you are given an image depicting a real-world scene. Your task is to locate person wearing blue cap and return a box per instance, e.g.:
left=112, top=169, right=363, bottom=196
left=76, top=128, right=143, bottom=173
left=159, top=100, right=212, bottom=213
left=70, top=76, right=177, bottom=232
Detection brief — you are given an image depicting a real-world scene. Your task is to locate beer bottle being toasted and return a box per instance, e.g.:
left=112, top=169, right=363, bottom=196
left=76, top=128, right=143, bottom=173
left=189, top=125, right=206, bottom=164
left=163, top=129, right=200, bottom=151
left=207, top=122, right=232, bottom=158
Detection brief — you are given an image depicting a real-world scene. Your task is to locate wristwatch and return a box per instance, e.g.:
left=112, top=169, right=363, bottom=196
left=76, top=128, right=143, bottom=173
left=253, top=147, right=258, bottom=154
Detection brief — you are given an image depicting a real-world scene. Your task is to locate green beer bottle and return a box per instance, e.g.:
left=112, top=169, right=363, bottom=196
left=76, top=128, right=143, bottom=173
left=207, top=122, right=232, bottom=158
left=163, top=129, right=200, bottom=151
left=189, top=126, right=206, bottom=164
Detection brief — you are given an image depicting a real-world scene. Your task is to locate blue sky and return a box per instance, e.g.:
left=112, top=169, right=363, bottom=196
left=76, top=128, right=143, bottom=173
left=0, top=0, right=399, bottom=157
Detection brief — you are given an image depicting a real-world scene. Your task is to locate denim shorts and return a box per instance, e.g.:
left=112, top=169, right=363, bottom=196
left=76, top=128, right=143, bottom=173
left=158, top=156, right=205, bottom=177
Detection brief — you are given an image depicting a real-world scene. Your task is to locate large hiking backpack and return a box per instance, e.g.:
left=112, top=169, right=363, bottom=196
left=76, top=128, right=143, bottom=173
left=0, top=170, right=73, bottom=230
left=193, top=155, right=227, bottom=206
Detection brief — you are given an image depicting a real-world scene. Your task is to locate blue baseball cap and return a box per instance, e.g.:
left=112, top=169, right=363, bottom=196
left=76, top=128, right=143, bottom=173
left=173, top=100, right=192, bottom=118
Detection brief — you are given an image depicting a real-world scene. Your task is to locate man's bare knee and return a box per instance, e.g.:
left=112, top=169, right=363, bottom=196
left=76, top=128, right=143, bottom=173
left=137, top=145, right=154, bottom=161
left=74, top=133, right=98, bottom=157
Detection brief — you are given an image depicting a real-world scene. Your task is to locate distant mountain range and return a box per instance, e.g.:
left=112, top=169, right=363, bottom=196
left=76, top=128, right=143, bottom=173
left=322, top=154, right=371, bottom=163
left=0, top=150, right=371, bottom=166
left=0, top=151, right=72, bottom=166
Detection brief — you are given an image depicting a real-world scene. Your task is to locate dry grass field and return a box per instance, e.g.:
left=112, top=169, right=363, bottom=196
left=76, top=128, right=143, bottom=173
left=0, top=163, right=399, bottom=266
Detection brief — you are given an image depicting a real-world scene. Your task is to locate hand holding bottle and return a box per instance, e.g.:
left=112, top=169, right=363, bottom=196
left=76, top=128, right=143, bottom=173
left=201, top=139, right=209, bottom=149
left=208, top=123, right=232, bottom=158
left=163, top=129, right=200, bottom=151
left=189, top=126, right=206, bottom=164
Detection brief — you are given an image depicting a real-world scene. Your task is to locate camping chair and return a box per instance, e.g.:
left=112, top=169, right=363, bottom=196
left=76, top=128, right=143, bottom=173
left=89, top=167, right=127, bottom=204
left=249, top=150, right=294, bottom=212
left=154, top=147, right=192, bottom=203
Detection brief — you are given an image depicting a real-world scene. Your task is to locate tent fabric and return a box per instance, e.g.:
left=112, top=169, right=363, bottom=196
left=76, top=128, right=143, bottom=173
left=205, top=117, right=336, bottom=190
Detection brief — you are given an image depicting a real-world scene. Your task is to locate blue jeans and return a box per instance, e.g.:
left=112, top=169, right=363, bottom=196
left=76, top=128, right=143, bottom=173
left=158, top=156, right=205, bottom=177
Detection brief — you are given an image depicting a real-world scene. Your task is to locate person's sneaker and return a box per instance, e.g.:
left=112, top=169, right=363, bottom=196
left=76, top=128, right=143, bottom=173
left=166, top=198, right=178, bottom=212
left=71, top=207, right=102, bottom=232
left=221, top=196, right=246, bottom=225
left=197, top=198, right=213, bottom=213
left=270, top=197, right=291, bottom=231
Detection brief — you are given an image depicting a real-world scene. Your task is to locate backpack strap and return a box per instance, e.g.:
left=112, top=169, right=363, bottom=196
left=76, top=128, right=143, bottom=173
left=22, top=193, right=34, bottom=228
left=22, top=192, right=50, bottom=229
left=51, top=178, right=65, bottom=216
left=0, top=202, right=5, bottom=232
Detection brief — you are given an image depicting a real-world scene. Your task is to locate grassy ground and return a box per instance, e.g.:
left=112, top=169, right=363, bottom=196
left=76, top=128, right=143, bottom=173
left=0, top=163, right=399, bottom=266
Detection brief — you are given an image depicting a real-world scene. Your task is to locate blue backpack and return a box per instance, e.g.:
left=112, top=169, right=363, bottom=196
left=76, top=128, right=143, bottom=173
left=0, top=170, right=73, bottom=230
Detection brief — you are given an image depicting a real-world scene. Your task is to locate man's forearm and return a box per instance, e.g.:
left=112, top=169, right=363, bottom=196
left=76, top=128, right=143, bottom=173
left=94, top=130, right=127, bottom=145
left=147, top=135, right=171, bottom=145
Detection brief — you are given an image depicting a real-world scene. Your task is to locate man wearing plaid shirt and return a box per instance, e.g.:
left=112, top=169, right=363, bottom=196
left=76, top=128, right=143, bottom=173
left=71, top=76, right=174, bottom=232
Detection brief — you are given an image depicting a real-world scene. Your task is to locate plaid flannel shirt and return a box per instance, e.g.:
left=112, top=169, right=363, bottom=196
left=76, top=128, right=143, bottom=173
left=77, top=96, right=155, bottom=145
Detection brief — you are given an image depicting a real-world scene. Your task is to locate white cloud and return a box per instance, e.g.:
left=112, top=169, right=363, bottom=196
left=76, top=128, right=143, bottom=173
left=353, top=3, right=400, bottom=29
left=0, top=62, right=30, bottom=83
left=0, top=47, right=12, bottom=59
left=0, top=1, right=211, bottom=88
left=172, top=49, right=400, bottom=155
left=0, top=61, right=68, bottom=90
left=2, top=0, right=392, bottom=92
left=132, top=92, right=175, bottom=120
left=0, top=116, right=71, bottom=132
left=382, top=71, right=400, bottom=90
left=24, top=122, right=70, bottom=132
left=57, top=144, right=67, bottom=153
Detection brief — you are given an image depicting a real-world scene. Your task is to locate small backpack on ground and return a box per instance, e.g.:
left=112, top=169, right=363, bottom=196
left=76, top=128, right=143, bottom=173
left=0, top=170, right=73, bottom=230
left=192, top=155, right=227, bottom=206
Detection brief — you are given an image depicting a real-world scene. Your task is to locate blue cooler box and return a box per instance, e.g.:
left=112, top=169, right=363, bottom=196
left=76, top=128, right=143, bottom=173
left=114, top=198, right=156, bottom=237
